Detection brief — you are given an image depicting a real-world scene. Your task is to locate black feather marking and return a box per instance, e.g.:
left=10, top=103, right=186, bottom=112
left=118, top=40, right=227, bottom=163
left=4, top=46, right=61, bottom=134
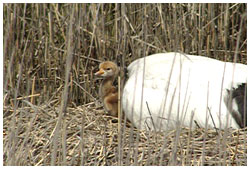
left=229, top=83, right=247, bottom=128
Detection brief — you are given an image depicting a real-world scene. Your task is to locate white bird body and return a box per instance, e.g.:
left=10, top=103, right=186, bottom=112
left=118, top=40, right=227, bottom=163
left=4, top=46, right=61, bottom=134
left=122, top=52, right=247, bottom=131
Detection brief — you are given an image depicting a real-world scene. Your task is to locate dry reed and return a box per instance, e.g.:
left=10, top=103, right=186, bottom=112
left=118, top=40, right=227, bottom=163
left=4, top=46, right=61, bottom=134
left=3, top=3, right=247, bottom=166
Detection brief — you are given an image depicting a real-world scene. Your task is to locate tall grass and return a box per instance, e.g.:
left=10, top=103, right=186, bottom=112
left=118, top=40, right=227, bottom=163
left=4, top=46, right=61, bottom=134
left=3, top=3, right=247, bottom=166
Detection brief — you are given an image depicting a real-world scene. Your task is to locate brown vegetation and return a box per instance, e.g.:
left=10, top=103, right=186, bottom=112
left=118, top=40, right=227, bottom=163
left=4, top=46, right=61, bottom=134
left=3, top=3, right=247, bottom=165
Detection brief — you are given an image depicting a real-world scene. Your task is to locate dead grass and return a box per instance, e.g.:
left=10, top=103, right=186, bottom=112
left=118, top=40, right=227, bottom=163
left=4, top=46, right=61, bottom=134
left=3, top=102, right=247, bottom=165
left=3, top=3, right=247, bottom=166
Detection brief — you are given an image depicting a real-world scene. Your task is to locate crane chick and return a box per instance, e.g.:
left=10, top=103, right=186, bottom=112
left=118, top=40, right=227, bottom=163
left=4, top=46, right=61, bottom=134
left=95, top=61, right=119, bottom=117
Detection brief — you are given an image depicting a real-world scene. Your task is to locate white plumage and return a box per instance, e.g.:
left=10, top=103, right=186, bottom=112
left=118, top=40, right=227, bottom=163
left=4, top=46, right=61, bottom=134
left=122, top=52, right=247, bottom=131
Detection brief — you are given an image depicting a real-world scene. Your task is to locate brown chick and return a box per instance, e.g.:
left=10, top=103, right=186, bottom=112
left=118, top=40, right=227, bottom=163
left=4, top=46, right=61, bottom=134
left=95, top=61, right=119, bottom=117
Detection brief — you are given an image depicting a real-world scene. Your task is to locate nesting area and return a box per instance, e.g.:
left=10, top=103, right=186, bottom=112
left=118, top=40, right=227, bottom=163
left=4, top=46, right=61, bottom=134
left=3, top=102, right=247, bottom=166
left=3, top=3, right=247, bottom=166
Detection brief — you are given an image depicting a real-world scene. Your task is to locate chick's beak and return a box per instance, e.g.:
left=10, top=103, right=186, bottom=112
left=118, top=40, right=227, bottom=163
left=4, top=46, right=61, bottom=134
left=95, top=69, right=105, bottom=76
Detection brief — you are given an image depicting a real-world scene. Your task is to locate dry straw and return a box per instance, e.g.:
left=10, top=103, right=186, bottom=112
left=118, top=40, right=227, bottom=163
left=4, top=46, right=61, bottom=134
left=3, top=3, right=247, bottom=166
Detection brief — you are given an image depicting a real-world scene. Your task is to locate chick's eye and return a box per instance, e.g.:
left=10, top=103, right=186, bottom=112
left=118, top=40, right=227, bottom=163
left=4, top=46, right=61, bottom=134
left=106, top=68, right=111, bottom=71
